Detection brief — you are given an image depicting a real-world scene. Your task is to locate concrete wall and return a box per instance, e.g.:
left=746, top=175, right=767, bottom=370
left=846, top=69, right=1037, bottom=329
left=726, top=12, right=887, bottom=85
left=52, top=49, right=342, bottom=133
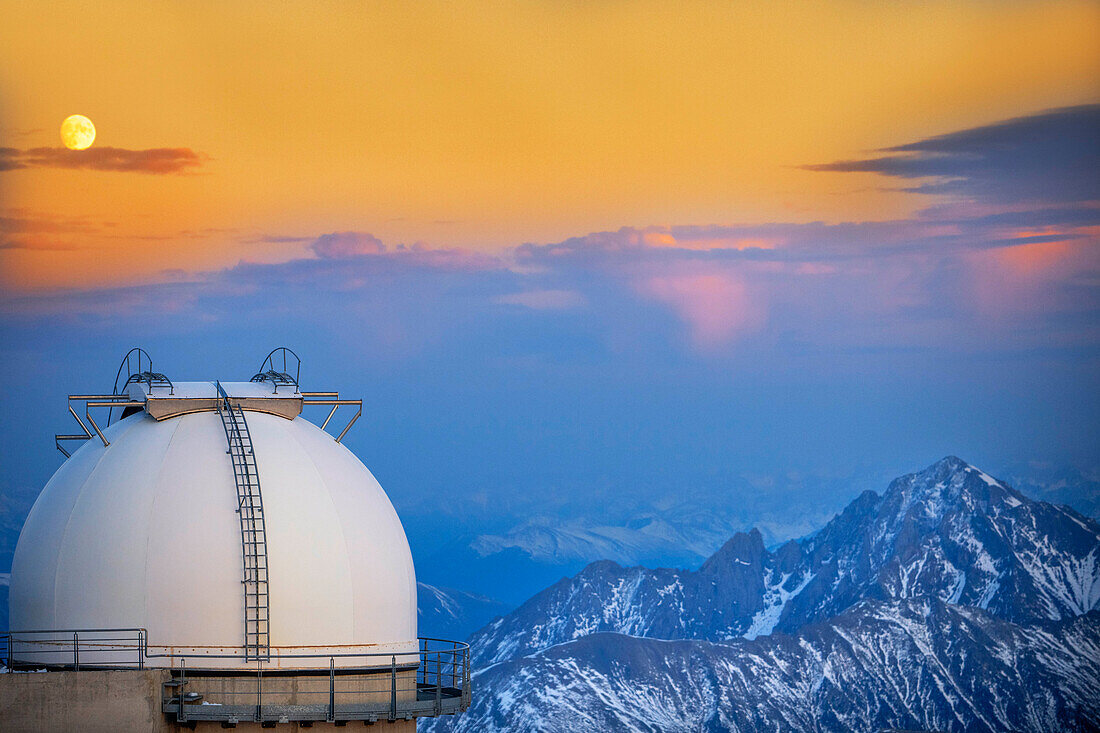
left=0, top=669, right=417, bottom=732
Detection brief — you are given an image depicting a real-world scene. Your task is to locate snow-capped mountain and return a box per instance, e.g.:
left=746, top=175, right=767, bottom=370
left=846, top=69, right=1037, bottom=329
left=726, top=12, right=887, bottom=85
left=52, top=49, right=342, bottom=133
left=469, top=499, right=837, bottom=569
left=470, top=516, right=708, bottom=568
left=469, top=457, right=1100, bottom=668
left=417, top=582, right=511, bottom=641
left=426, top=599, right=1100, bottom=733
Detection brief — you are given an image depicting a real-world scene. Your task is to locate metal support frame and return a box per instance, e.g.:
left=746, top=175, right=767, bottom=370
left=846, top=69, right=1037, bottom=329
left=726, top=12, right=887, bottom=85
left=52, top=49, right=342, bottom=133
left=300, top=395, right=362, bottom=444
left=217, top=381, right=271, bottom=662
left=55, top=395, right=144, bottom=457
left=54, top=349, right=366, bottom=460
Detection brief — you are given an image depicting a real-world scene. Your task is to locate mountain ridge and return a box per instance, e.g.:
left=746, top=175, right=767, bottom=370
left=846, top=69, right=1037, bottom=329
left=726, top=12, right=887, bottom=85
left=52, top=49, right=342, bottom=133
left=429, top=599, right=1100, bottom=732
left=468, top=456, right=1100, bottom=670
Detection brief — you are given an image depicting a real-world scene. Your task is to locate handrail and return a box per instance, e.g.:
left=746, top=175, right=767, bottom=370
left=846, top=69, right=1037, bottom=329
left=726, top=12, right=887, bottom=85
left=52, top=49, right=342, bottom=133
left=1, top=631, right=470, bottom=723
left=2, top=628, right=468, bottom=665
left=55, top=397, right=145, bottom=456
left=251, top=347, right=301, bottom=394
left=301, top=398, right=363, bottom=442
left=111, top=348, right=173, bottom=424
left=112, top=348, right=154, bottom=396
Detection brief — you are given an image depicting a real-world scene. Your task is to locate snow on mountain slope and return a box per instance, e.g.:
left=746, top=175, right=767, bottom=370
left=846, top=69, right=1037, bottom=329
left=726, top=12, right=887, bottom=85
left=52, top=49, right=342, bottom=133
left=417, top=582, right=511, bottom=641
left=427, top=600, right=1100, bottom=733
left=466, top=481, right=844, bottom=570
left=470, top=517, right=706, bottom=567
left=469, top=457, right=1100, bottom=667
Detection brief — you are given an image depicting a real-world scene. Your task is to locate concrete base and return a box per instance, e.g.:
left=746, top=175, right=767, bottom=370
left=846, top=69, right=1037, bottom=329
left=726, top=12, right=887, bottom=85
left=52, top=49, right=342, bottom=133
left=0, top=669, right=417, bottom=732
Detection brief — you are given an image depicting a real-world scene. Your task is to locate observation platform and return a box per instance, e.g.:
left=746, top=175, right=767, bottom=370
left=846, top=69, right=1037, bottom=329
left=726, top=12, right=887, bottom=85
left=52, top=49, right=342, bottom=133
left=127, top=381, right=305, bottom=421
left=0, top=631, right=470, bottom=729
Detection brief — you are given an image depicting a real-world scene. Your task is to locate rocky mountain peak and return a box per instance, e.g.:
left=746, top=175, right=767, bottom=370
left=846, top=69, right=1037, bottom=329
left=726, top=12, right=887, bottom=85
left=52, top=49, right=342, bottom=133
left=468, top=457, right=1100, bottom=667
left=448, top=458, right=1100, bottom=732
left=700, top=527, right=764, bottom=574
left=881, top=455, right=1027, bottom=519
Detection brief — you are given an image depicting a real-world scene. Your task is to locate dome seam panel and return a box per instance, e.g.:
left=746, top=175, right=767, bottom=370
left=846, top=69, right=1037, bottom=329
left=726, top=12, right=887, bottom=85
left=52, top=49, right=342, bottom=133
left=50, top=415, right=145, bottom=628
left=139, top=414, right=186, bottom=644
left=282, top=418, right=358, bottom=641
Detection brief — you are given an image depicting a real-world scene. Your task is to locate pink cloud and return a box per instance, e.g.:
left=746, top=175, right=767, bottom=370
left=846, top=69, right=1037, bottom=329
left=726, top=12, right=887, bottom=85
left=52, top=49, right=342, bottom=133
left=541, top=226, right=780, bottom=254
left=966, top=229, right=1100, bottom=317
left=640, top=269, right=764, bottom=348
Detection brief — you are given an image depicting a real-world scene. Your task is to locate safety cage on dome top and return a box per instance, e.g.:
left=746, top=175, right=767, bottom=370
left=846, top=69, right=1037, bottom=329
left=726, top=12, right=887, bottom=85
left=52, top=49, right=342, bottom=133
left=54, top=346, right=363, bottom=457
left=250, top=347, right=301, bottom=393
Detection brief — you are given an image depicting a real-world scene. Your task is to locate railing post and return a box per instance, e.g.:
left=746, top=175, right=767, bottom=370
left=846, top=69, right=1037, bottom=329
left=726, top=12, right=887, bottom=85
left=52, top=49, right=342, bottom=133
left=73, top=632, right=79, bottom=671
left=389, top=655, right=397, bottom=721
left=138, top=630, right=144, bottom=670
left=435, top=652, right=442, bottom=715
left=328, top=657, right=335, bottom=722
left=256, top=661, right=263, bottom=723
left=179, top=659, right=187, bottom=723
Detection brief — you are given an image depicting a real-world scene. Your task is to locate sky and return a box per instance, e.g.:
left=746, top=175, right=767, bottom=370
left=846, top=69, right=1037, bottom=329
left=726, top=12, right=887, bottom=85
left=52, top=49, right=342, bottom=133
left=1, top=1, right=1098, bottom=550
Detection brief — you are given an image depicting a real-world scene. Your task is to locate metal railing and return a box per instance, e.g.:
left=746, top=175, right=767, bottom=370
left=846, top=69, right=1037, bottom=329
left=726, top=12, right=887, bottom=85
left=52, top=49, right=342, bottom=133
left=1, top=631, right=470, bottom=724
left=250, top=347, right=301, bottom=393
left=54, top=394, right=144, bottom=456
left=2, top=628, right=148, bottom=671
left=300, top=393, right=363, bottom=443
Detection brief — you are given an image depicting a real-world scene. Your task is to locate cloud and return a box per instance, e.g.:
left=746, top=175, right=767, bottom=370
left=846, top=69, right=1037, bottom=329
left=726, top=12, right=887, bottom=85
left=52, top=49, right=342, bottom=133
left=0, top=146, right=205, bottom=174
left=641, top=270, right=762, bottom=347
left=0, top=212, right=99, bottom=235
left=2, top=106, right=1097, bottom=358
left=310, top=231, right=386, bottom=258
left=241, top=234, right=314, bottom=244
left=307, top=231, right=502, bottom=271
left=2, top=209, right=1096, bottom=361
left=804, top=105, right=1100, bottom=205
left=0, top=210, right=106, bottom=251
left=0, top=238, right=76, bottom=251
left=517, top=226, right=777, bottom=264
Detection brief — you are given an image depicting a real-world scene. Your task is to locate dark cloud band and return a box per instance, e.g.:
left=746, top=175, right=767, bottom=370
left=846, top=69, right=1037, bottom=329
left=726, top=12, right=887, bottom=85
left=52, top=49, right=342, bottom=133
left=805, top=105, right=1100, bottom=205
left=0, top=146, right=204, bottom=174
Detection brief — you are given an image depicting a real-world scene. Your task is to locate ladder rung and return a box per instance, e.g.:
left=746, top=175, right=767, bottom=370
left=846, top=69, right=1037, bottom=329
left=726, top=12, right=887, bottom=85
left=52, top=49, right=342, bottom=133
left=221, top=396, right=270, bottom=660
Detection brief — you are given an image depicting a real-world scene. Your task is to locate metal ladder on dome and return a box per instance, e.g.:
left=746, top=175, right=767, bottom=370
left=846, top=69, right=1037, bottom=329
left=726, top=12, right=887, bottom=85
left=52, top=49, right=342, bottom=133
left=216, top=381, right=270, bottom=662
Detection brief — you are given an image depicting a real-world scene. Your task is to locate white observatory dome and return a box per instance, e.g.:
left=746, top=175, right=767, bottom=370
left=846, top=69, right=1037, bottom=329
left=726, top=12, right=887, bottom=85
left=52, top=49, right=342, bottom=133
left=10, top=385, right=418, bottom=669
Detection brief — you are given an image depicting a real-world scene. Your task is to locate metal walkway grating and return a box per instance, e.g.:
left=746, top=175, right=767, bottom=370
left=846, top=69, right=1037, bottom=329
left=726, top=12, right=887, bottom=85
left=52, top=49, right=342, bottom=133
left=216, top=381, right=270, bottom=661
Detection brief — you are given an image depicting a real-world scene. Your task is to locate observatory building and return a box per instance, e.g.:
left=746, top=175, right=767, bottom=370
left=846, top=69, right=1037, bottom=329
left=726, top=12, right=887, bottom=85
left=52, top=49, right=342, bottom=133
left=0, top=349, right=470, bottom=731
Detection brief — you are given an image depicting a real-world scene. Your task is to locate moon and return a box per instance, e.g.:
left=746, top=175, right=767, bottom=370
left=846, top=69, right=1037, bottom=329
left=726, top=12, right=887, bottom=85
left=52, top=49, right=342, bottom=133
left=60, top=115, right=96, bottom=150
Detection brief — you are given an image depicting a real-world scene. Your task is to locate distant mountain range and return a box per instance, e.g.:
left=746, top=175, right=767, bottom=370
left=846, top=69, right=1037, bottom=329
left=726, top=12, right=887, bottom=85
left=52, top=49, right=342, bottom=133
left=998, top=462, right=1100, bottom=519
left=416, top=482, right=847, bottom=605
left=417, top=582, right=511, bottom=641
left=426, top=457, right=1100, bottom=732
left=415, top=459, right=1098, bottom=608
left=468, top=496, right=838, bottom=569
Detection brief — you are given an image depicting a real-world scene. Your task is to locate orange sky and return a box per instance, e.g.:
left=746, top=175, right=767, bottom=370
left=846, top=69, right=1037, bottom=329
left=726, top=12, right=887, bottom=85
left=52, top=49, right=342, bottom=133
left=1, top=0, right=1098, bottom=291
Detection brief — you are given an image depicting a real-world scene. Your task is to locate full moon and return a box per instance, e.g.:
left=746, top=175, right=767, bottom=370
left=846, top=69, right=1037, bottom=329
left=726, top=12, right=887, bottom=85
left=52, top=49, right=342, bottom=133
left=60, top=115, right=96, bottom=150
